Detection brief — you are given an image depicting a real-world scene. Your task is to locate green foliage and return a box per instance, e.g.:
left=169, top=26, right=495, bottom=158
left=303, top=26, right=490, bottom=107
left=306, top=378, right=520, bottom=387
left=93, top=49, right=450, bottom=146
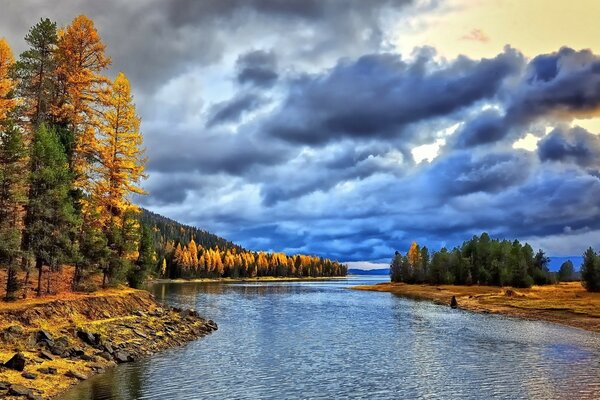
left=581, top=247, right=600, bottom=292
left=13, top=18, right=59, bottom=125
left=127, top=225, right=155, bottom=289
left=390, top=251, right=402, bottom=282
left=22, top=124, right=78, bottom=293
left=0, top=121, right=27, bottom=299
left=557, top=260, right=575, bottom=282
left=391, top=233, right=554, bottom=288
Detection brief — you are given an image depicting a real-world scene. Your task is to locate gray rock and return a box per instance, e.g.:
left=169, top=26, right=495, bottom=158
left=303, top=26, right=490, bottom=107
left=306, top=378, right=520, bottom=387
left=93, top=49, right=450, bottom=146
left=39, top=350, right=55, bottom=361
left=0, top=381, right=10, bottom=390
left=6, top=325, right=24, bottom=335
left=36, top=330, right=53, bottom=343
left=9, top=384, right=32, bottom=396
left=77, top=329, right=98, bottom=346
left=21, top=372, right=37, bottom=379
left=114, top=351, right=132, bottom=363
left=4, top=352, right=26, bottom=371
left=65, top=370, right=88, bottom=380
left=133, top=329, right=147, bottom=338
left=80, top=354, right=95, bottom=361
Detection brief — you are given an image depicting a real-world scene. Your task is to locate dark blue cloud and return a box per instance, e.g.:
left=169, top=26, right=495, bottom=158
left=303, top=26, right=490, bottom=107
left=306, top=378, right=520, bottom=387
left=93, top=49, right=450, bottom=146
left=538, top=126, right=600, bottom=169
left=267, top=47, right=524, bottom=144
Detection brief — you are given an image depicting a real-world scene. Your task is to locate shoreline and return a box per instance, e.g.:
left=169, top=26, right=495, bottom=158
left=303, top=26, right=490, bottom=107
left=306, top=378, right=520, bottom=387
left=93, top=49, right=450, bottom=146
left=352, top=281, right=600, bottom=334
left=0, top=289, right=217, bottom=399
left=149, top=276, right=348, bottom=284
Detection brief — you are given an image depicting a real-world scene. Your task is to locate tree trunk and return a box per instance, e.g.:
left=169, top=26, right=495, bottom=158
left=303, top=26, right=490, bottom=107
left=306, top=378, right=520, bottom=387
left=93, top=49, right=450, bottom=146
left=46, top=269, right=51, bottom=294
left=5, top=265, right=19, bottom=301
left=36, top=258, right=43, bottom=297
left=23, top=270, right=30, bottom=299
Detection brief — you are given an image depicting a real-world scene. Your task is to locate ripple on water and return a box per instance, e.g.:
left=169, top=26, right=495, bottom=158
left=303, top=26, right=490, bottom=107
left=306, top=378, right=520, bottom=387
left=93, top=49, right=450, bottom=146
left=63, top=277, right=600, bottom=400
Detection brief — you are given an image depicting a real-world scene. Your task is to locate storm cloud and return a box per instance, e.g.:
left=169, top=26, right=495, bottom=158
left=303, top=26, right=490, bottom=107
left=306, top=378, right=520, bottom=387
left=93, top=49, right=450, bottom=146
left=3, top=1, right=600, bottom=262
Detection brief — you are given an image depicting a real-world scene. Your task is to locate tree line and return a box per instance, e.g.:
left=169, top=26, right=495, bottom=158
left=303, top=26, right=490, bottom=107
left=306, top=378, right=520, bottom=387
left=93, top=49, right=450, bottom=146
left=160, top=237, right=347, bottom=279
left=390, top=233, right=600, bottom=292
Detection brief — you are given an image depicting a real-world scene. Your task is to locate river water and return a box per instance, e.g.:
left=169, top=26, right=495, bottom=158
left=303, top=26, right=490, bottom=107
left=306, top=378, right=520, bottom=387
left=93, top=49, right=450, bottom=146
left=62, top=276, right=600, bottom=399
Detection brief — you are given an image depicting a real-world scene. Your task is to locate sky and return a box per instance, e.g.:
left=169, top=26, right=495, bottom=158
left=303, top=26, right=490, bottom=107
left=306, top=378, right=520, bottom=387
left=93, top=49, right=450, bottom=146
left=3, top=0, right=600, bottom=268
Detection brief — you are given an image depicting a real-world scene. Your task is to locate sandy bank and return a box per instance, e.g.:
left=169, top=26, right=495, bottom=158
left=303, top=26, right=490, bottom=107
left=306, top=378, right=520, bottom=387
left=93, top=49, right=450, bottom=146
left=352, top=281, right=600, bottom=333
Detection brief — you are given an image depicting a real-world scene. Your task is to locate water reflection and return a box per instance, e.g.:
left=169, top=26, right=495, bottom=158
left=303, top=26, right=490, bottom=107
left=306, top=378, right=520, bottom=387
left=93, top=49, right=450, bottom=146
left=63, top=277, right=600, bottom=400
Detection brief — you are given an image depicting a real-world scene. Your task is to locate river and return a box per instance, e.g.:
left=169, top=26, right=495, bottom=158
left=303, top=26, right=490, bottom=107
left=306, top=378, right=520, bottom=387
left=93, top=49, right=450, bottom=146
left=62, top=276, right=600, bottom=399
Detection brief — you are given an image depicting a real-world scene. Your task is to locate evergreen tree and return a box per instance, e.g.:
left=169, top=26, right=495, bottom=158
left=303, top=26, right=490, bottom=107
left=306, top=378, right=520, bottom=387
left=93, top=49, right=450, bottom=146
left=14, top=18, right=59, bottom=125
left=390, top=251, right=402, bottom=282
left=557, top=260, right=574, bottom=282
left=581, top=247, right=600, bottom=292
left=22, top=124, right=77, bottom=296
left=0, top=122, right=27, bottom=299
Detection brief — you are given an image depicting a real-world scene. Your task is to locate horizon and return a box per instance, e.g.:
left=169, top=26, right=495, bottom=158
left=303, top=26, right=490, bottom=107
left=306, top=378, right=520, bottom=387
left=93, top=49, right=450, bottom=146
left=4, top=1, right=600, bottom=265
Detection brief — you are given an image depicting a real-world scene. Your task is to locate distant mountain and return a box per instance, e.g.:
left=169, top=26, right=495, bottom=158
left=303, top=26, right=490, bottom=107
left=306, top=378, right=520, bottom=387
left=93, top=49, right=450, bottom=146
left=349, top=268, right=389, bottom=276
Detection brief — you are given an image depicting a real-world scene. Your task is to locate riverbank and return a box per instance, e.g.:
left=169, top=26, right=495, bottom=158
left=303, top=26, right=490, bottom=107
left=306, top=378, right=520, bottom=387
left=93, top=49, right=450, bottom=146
left=352, top=281, right=600, bottom=333
left=0, top=289, right=217, bottom=399
left=150, top=276, right=348, bottom=284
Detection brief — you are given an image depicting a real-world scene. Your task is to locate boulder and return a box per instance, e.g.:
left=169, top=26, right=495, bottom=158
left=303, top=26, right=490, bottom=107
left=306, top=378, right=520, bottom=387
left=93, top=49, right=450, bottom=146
left=36, top=330, right=53, bottom=343
left=65, top=370, right=88, bottom=380
left=133, top=329, right=148, bottom=338
left=21, top=372, right=37, bottom=380
left=4, top=352, right=26, bottom=371
left=39, top=350, right=55, bottom=361
left=6, top=325, right=24, bottom=335
left=9, top=384, right=32, bottom=397
left=77, top=329, right=98, bottom=346
left=114, top=351, right=132, bottom=363
left=206, top=320, right=218, bottom=331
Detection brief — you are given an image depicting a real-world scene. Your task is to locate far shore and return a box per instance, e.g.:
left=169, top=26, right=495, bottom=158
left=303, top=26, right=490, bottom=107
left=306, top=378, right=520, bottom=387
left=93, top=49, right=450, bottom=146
left=148, top=276, right=349, bottom=284
left=352, top=281, right=600, bottom=333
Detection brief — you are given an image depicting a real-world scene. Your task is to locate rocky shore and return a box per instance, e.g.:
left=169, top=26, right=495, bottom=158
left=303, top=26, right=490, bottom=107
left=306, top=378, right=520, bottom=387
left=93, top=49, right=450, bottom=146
left=0, top=289, right=217, bottom=399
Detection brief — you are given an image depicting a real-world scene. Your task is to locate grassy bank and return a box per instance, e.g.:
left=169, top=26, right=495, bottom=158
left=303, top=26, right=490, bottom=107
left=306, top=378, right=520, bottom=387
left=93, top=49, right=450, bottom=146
left=352, top=281, right=600, bottom=333
left=0, top=289, right=217, bottom=399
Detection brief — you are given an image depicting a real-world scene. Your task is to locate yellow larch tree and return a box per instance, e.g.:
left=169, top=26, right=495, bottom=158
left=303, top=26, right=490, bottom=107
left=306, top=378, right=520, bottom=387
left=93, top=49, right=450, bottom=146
left=0, top=38, right=17, bottom=121
left=55, top=15, right=111, bottom=188
left=407, top=242, right=421, bottom=267
left=88, top=72, right=146, bottom=229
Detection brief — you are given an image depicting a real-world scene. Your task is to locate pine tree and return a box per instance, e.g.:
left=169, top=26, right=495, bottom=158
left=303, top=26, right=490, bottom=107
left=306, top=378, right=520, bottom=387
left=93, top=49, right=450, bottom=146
left=14, top=19, right=59, bottom=126
left=22, top=124, right=77, bottom=296
left=127, top=224, right=155, bottom=288
left=0, top=122, right=27, bottom=299
left=390, top=251, right=402, bottom=282
left=581, top=247, right=600, bottom=292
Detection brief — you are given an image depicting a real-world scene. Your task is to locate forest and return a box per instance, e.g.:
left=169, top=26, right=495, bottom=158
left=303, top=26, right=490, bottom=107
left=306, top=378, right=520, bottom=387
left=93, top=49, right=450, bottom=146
left=0, top=16, right=346, bottom=301
left=142, top=210, right=348, bottom=279
left=390, top=233, right=600, bottom=292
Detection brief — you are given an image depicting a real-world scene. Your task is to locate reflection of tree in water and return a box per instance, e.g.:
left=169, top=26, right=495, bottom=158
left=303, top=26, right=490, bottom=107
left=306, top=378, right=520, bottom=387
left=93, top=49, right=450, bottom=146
left=152, top=282, right=301, bottom=302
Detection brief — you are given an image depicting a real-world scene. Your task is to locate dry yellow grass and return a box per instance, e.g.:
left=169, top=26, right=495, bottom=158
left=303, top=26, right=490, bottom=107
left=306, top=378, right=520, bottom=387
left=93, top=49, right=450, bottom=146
left=353, top=281, right=600, bottom=333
